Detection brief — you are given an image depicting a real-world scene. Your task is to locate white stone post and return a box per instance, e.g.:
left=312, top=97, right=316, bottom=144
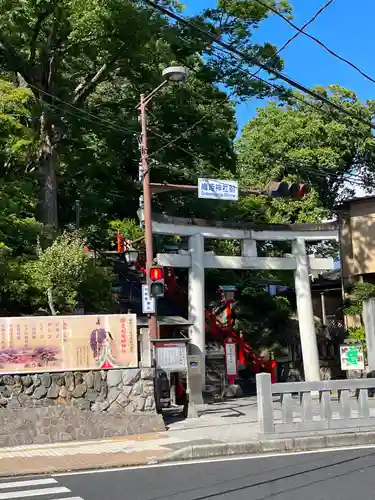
left=241, top=239, right=257, bottom=257
left=188, top=233, right=206, bottom=392
left=364, top=298, right=375, bottom=372
left=139, top=327, right=152, bottom=367
left=292, top=238, right=320, bottom=382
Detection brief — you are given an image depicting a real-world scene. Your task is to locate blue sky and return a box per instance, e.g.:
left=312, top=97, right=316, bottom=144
left=184, top=0, right=375, bottom=134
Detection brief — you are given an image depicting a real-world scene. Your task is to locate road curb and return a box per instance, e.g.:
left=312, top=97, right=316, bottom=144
left=159, top=431, right=375, bottom=462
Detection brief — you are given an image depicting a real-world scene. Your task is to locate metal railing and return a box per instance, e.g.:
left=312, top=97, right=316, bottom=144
left=256, top=372, right=375, bottom=435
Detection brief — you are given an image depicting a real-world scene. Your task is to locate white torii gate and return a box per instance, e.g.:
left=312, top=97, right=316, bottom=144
left=150, top=214, right=339, bottom=385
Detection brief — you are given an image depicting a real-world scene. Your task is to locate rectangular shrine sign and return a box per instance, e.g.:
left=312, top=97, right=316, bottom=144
left=0, top=314, right=138, bottom=374
left=224, top=339, right=238, bottom=377
left=198, top=178, right=238, bottom=201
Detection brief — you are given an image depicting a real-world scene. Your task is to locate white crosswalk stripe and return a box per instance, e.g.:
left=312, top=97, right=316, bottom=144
left=0, top=480, right=57, bottom=490
left=0, top=478, right=84, bottom=500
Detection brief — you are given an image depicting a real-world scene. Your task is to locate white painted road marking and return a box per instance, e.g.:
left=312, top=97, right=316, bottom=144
left=0, top=479, right=57, bottom=490
left=0, top=477, right=84, bottom=500
left=0, top=487, right=70, bottom=499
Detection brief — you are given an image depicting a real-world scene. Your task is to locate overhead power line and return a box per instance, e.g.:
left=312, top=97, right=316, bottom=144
left=25, top=80, right=204, bottom=166
left=252, top=0, right=335, bottom=80
left=276, top=0, right=335, bottom=55
left=24, top=81, right=139, bottom=136
left=154, top=41, right=369, bottom=165
left=140, top=0, right=375, bottom=130
left=148, top=2, right=335, bottom=160
left=253, top=0, right=375, bottom=85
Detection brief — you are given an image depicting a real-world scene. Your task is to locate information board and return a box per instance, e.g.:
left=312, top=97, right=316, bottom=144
left=0, top=314, right=138, bottom=373
left=155, top=342, right=187, bottom=372
left=340, top=344, right=365, bottom=371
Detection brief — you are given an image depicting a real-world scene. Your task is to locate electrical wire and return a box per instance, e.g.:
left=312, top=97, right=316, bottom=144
left=147, top=1, right=335, bottom=160
left=210, top=43, right=375, bottom=154
left=45, top=89, right=370, bottom=195
left=251, top=0, right=335, bottom=79
left=24, top=8, right=371, bottom=193
left=139, top=0, right=375, bottom=130
left=145, top=126, right=203, bottom=171
left=210, top=46, right=351, bottom=128
left=252, top=0, right=375, bottom=86
left=24, top=80, right=139, bottom=136
left=41, top=100, right=128, bottom=136
left=146, top=54, right=371, bottom=188
left=26, top=75, right=211, bottom=168
left=23, top=8, right=371, bottom=185
left=39, top=58, right=370, bottom=192
left=147, top=91, right=235, bottom=159
left=211, top=52, right=374, bottom=189
left=145, top=51, right=371, bottom=189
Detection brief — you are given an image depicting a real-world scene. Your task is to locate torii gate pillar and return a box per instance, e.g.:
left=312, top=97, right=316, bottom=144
left=188, top=233, right=206, bottom=392
left=292, top=238, right=321, bottom=382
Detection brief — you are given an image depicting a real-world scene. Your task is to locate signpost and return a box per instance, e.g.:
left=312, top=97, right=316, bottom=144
left=340, top=344, right=365, bottom=371
left=141, top=284, right=155, bottom=314
left=198, top=178, right=238, bottom=201
left=224, top=338, right=238, bottom=385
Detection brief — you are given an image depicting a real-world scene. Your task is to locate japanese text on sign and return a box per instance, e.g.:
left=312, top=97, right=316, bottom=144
left=141, top=284, right=155, bottom=314
left=225, top=341, right=237, bottom=376
left=0, top=314, right=138, bottom=374
left=198, top=178, right=238, bottom=201
left=155, top=342, right=187, bottom=372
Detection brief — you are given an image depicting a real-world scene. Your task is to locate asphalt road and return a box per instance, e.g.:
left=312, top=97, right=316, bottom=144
left=3, top=447, right=375, bottom=500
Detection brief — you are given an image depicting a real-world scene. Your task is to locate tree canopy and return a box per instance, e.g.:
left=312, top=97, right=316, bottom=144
left=0, top=0, right=289, bottom=231
left=236, top=85, right=375, bottom=222
left=0, top=0, right=293, bottom=317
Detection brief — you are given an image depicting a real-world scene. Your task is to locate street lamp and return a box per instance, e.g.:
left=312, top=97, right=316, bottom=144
left=162, top=66, right=188, bottom=82
left=139, top=66, right=188, bottom=340
left=124, top=248, right=139, bottom=266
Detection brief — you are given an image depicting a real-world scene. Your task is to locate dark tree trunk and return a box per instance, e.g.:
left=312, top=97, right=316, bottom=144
left=39, top=110, right=58, bottom=232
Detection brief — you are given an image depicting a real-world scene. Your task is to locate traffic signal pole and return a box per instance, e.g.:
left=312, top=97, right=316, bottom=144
left=140, top=93, right=158, bottom=340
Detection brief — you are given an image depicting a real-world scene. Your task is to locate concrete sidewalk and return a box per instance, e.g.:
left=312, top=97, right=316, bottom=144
left=0, top=400, right=259, bottom=476
left=2, top=398, right=375, bottom=476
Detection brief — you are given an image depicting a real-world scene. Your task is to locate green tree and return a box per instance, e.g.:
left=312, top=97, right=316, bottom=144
left=233, top=281, right=293, bottom=351
left=0, top=79, right=36, bottom=173
left=343, top=282, right=375, bottom=316
left=0, top=0, right=290, bottom=232
left=24, top=231, right=116, bottom=315
left=236, top=85, right=375, bottom=222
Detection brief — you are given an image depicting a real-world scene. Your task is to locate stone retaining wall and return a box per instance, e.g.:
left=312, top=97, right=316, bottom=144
left=0, top=368, right=165, bottom=446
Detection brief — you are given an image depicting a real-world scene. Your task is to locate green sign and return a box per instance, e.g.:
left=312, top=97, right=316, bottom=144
left=347, top=347, right=358, bottom=366
left=340, top=344, right=365, bottom=371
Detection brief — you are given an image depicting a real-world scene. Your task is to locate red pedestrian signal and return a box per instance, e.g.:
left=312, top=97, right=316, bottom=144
left=150, top=267, right=163, bottom=281
left=150, top=267, right=164, bottom=298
